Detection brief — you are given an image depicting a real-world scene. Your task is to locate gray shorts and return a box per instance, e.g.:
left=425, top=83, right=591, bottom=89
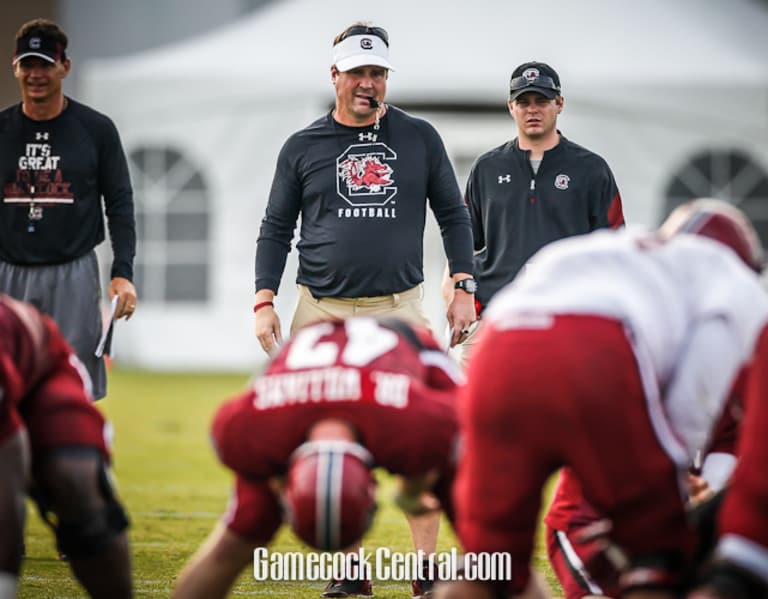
left=0, top=252, right=106, bottom=399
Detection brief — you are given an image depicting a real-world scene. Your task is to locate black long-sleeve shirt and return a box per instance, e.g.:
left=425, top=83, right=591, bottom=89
left=0, top=98, right=135, bottom=280
left=466, top=135, right=624, bottom=308
left=255, top=106, right=473, bottom=297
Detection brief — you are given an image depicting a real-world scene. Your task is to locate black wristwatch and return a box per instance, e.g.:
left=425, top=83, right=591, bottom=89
left=454, top=278, right=478, bottom=294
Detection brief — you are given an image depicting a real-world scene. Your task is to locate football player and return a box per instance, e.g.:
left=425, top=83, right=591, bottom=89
left=446, top=200, right=767, bottom=599
left=0, top=294, right=131, bottom=599
left=172, top=317, right=462, bottom=599
left=688, top=308, right=768, bottom=598
left=545, top=390, right=742, bottom=599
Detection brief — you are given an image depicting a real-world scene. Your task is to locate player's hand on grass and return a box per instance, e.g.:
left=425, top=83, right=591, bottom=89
left=393, top=471, right=441, bottom=515
left=687, top=473, right=714, bottom=507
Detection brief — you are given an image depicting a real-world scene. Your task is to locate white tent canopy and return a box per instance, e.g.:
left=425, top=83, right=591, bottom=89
left=83, top=0, right=768, bottom=110
left=80, top=0, right=768, bottom=371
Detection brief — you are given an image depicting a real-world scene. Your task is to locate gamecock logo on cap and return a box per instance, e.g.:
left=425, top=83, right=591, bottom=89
left=523, top=68, right=540, bottom=83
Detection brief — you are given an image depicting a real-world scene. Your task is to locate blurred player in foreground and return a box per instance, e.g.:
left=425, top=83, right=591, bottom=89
left=545, top=381, right=743, bottom=598
left=688, top=293, right=768, bottom=596
left=172, top=317, right=462, bottom=599
left=441, top=200, right=767, bottom=599
left=0, top=294, right=131, bottom=599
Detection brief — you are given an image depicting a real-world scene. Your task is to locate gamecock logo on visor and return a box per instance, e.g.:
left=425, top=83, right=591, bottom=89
left=337, top=142, right=398, bottom=206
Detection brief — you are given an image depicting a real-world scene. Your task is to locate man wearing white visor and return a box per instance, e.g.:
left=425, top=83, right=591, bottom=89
left=254, top=21, right=476, bottom=357
left=254, top=22, right=474, bottom=599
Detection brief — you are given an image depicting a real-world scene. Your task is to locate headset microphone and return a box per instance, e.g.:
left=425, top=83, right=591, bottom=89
left=367, top=97, right=380, bottom=108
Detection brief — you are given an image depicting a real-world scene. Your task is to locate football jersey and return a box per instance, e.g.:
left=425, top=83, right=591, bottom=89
left=0, top=293, right=57, bottom=404
left=484, top=228, right=768, bottom=462
left=212, top=317, right=462, bottom=480
left=0, top=293, right=99, bottom=448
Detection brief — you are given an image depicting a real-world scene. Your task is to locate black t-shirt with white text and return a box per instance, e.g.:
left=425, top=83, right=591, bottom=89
left=255, top=106, right=473, bottom=297
left=0, top=98, right=135, bottom=280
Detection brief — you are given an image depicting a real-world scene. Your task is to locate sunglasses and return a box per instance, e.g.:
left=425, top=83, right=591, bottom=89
left=336, top=25, right=389, bottom=47
left=509, top=74, right=560, bottom=92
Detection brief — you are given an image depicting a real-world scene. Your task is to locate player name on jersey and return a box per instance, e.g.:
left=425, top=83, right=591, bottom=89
left=252, top=366, right=410, bottom=410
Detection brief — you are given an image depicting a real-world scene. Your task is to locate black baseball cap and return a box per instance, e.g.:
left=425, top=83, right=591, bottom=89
left=509, top=61, right=561, bottom=101
left=13, top=31, right=66, bottom=65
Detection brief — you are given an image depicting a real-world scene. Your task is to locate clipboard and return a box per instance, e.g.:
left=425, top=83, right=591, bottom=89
left=95, top=295, right=119, bottom=358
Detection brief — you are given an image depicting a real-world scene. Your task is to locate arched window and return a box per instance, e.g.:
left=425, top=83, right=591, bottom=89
left=664, top=149, right=768, bottom=246
left=128, top=146, right=210, bottom=302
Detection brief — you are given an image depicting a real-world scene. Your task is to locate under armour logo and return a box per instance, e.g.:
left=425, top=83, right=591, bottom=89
left=498, top=175, right=512, bottom=184
left=35, top=132, right=49, bottom=141
left=358, top=132, right=378, bottom=142
left=30, top=37, right=42, bottom=49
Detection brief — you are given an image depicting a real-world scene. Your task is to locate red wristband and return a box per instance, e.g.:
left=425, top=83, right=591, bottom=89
left=253, top=301, right=274, bottom=313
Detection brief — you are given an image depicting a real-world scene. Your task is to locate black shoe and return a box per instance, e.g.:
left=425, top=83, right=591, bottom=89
left=321, top=577, right=374, bottom=597
left=412, top=576, right=434, bottom=598
left=412, top=559, right=434, bottom=598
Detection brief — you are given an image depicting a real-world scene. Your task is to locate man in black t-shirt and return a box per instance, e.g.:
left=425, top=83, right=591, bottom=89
left=254, top=22, right=476, bottom=357
left=0, top=19, right=137, bottom=400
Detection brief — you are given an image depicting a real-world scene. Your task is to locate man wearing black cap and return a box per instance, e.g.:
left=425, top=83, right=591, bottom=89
left=444, top=61, right=624, bottom=368
left=0, top=19, right=137, bottom=400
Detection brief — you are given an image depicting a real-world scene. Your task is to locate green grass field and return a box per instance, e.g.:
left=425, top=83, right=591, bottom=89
left=17, top=368, right=562, bottom=598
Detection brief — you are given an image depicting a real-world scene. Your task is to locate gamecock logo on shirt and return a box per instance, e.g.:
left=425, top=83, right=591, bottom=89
left=554, top=174, right=570, bottom=190
left=336, top=142, right=398, bottom=206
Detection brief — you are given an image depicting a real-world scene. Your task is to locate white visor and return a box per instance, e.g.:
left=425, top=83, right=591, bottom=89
left=332, top=34, right=394, bottom=72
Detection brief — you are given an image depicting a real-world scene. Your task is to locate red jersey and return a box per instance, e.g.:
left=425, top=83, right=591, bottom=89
left=717, top=327, right=768, bottom=583
left=211, top=318, right=462, bottom=542
left=213, top=318, right=461, bottom=479
left=0, top=294, right=106, bottom=455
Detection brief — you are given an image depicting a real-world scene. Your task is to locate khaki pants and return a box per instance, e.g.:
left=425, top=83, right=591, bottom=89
left=290, top=284, right=432, bottom=335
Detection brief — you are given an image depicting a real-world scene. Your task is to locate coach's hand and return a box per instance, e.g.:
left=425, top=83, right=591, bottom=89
left=254, top=292, right=282, bottom=355
left=447, top=279, right=476, bottom=347
left=110, top=277, right=137, bottom=320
